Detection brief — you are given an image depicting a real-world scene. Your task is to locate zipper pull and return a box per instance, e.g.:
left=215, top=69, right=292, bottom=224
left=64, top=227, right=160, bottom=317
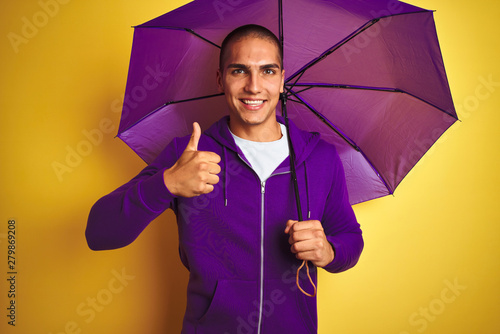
left=261, top=181, right=265, bottom=194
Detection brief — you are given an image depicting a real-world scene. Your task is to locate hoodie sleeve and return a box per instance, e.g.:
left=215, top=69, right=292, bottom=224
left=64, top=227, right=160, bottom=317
left=320, top=146, right=364, bottom=273
left=85, top=138, right=182, bottom=251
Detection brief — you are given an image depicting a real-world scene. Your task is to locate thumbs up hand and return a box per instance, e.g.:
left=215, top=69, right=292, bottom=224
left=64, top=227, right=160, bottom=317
left=163, top=122, right=221, bottom=197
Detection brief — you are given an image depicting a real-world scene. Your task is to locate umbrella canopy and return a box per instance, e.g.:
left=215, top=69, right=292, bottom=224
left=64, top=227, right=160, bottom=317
left=117, top=0, right=457, bottom=205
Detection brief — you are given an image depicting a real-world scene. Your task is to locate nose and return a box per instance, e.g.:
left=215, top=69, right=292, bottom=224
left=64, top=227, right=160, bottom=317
left=244, top=71, right=262, bottom=94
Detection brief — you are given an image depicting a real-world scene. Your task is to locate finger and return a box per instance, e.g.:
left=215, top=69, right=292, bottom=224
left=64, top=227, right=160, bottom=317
left=192, top=178, right=216, bottom=195
left=289, top=220, right=321, bottom=232
left=208, top=162, right=222, bottom=175
left=288, top=229, right=307, bottom=244
left=284, top=220, right=297, bottom=234
left=293, top=249, right=321, bottom=262
left=290, top=239, right=322, bottom=255
left=288, top=230, right=310, bottom=245
left=205, top=174, right=220, bottom=186
left=185, top=122, right=201, bottom=152
left=208, top=152, right=222, bottom=164
left=197, top=161, right=221, bottom=175
left=199, top=183, right=214, bottom=195
left=289, top=228, right=325, bottom=243
left=197, top=151, right=222, bottom=164
left=290, top=240, right=312, bottom=255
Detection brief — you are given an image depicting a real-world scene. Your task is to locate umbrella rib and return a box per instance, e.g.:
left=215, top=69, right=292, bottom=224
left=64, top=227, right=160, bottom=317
left=185, top=29, right=221, bottom=49
left=165, top=92, right=225, bottom=105
left=287, top=85, right=314, bottom=95
left=118, top=93, right=224, bottom=134
left=287, top=71, right=306, bottom=92
left=400, top=90, right=457, bottom=119
left=288, top=90, right=393, bottom=194
left=136, top=26, right=220, bottom=49
left=289, top=82, right=398, bottom=92
left=287, top=83, right=458, bottom=119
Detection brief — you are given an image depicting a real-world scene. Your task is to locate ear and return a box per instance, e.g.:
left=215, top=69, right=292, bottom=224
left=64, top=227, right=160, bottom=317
left=280, top=69, right=285, bottom=94
left=216, top=69, right=224, bottom=93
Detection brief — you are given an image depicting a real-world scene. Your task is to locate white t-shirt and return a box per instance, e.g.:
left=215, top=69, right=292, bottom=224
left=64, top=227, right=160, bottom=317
left=229, top=124, right=289, bottom=182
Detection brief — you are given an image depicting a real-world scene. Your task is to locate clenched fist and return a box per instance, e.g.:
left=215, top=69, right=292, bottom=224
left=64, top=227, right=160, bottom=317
left=285, top=220, right=335, bottom=268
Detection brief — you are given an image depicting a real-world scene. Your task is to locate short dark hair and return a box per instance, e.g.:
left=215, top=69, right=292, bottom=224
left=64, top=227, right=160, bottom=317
left=219, top=24, right=283, bottom=70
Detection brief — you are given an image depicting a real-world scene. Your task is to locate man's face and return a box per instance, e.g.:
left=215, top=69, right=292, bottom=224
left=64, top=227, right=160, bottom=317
left=217, top=37, right=285, bottom=132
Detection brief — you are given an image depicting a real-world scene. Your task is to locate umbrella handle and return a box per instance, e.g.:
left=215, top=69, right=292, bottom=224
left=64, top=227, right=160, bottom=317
left=296, top=260, right=317, bottom=298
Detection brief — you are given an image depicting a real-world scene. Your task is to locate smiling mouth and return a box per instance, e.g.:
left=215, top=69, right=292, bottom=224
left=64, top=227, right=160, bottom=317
left=241, top=99, right=265, bottom=106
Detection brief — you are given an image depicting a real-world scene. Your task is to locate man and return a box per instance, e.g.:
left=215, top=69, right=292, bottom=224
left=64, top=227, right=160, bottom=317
left=86, top=24, right=363, bottom=333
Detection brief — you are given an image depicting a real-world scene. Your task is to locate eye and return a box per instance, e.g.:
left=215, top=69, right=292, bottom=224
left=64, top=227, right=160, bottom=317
left=232, top=69, right=246, bottom=75
left=263, top=69, right=276, bottom=75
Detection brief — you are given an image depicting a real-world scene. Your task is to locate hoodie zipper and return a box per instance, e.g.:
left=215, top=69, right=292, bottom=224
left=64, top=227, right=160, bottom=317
left=257, top=180, right=265, bottom=334
left=257, top=172, right=289, bottom=333
left=237, top=153, right=290, bottom=333
left=235, top=155, right=265, bottom=334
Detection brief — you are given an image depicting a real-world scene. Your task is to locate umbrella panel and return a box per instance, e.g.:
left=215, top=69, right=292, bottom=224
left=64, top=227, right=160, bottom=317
left=284, top=99, right=391, bottom=204
left=119, top=95, right=229, bottom=163
left=119, top=28, right=221, bottom=133
left=294, top=11, right=455, bottom=115
left=285, top=87, right=456, bottom=204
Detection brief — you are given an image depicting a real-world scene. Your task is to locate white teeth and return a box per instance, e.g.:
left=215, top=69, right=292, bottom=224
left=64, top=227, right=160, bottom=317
left=242, top=99, right=264, bottom=105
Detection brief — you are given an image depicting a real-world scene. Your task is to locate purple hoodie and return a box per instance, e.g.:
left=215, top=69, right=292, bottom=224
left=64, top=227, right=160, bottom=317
left=86, top=115, right=363, bottom=334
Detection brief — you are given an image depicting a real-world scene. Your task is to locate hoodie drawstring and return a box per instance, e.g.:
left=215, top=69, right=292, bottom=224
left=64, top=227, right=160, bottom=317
left=223, top=146, right=228, bottom=207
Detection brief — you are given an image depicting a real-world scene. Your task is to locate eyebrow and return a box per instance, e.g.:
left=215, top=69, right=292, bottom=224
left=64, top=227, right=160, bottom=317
left=226, top=63, right=281, bottom=70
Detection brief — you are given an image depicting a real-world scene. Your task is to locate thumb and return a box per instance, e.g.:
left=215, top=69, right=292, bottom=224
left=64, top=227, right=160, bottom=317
left=284, top=220, right=297, bottom=234
left=185, top=122, right=201, bottom=152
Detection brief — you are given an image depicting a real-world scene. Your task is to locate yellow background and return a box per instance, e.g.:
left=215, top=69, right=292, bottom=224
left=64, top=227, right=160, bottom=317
left=1, top=0, right=498, bottom=333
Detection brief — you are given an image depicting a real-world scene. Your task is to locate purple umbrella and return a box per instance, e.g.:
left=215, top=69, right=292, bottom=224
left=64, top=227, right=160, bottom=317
left=117, top=0, right=457, bottom=205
